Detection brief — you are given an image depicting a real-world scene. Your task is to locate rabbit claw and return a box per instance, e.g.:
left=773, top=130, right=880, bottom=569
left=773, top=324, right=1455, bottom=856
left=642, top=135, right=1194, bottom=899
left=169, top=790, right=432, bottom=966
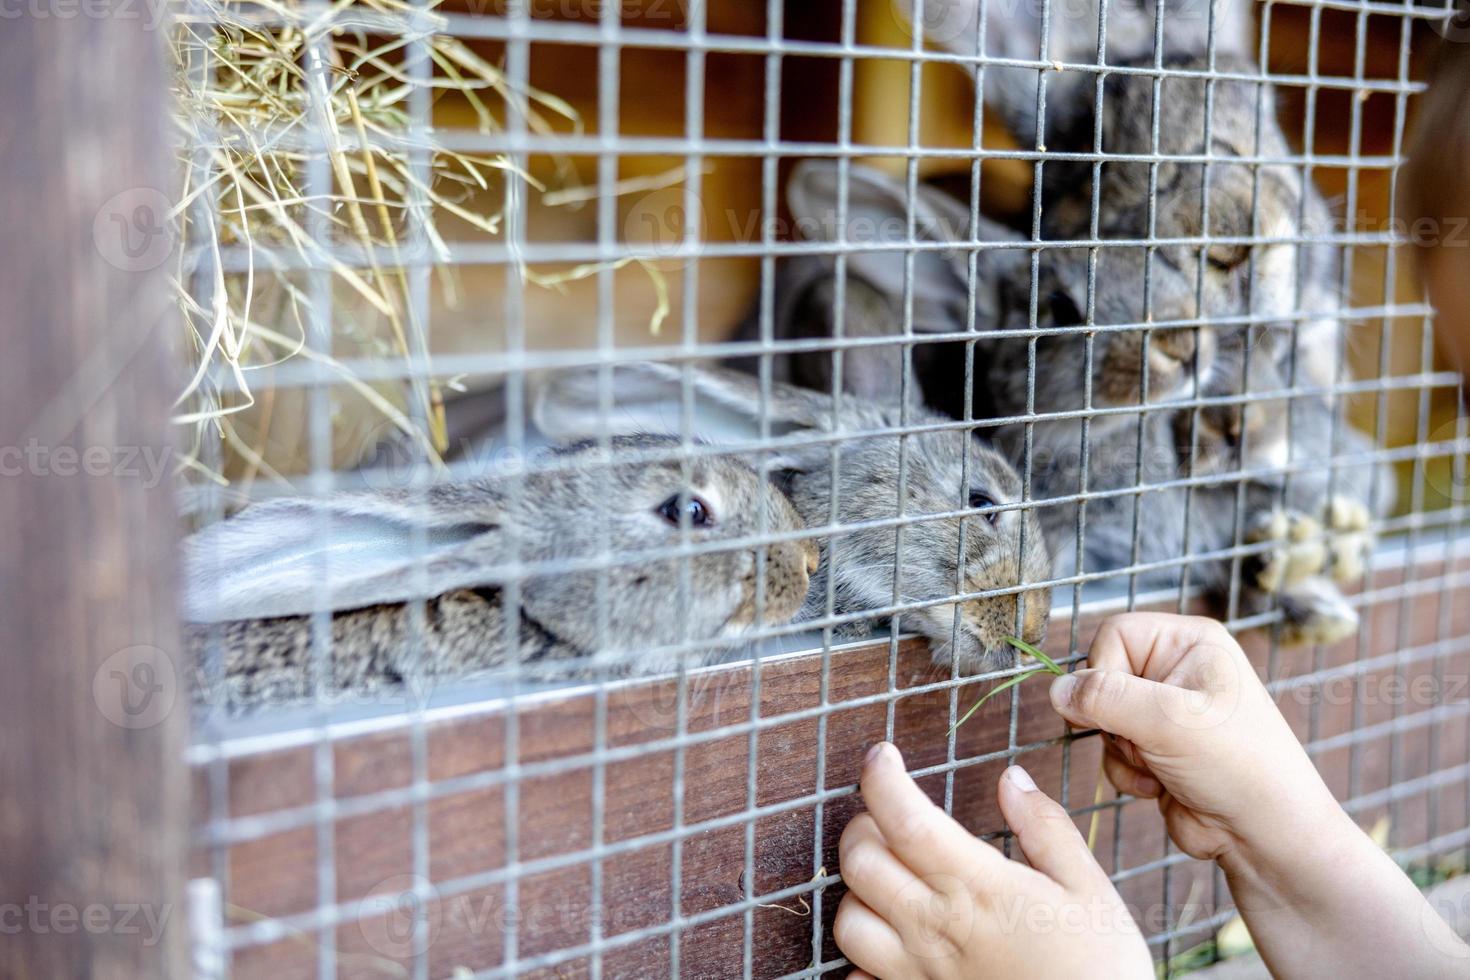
left=1323, top=495, right=1373, bottom=585
left=1247, top=509, right=1326, bottom=593
left=1276, top=578, right=1359, bottom=647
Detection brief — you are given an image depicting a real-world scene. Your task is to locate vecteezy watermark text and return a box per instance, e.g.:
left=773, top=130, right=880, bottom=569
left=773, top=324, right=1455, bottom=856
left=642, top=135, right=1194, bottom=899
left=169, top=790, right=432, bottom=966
left=0, top=897, right=172, bottom=946
left=0, top=0, right=169, bottom=30
left=0, top=440, right=172, bottom=488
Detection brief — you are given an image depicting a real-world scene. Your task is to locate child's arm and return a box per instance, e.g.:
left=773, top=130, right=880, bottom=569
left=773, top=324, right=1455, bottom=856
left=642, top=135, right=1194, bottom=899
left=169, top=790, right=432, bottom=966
left=1047, top=612, right=1469, bottom=980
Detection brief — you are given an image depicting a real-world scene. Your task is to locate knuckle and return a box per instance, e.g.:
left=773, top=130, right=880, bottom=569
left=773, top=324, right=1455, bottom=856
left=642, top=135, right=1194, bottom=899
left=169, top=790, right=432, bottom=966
left=1190, top=614, right=1233, bottom=647
left=839, top=839, right=879, bottom=885
left=839, top=813, right=876, bottom=860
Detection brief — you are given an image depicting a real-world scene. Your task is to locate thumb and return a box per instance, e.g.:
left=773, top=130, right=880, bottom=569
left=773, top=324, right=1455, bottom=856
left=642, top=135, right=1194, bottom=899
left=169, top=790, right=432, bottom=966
left=1049, top=668, right=1233, bottom=751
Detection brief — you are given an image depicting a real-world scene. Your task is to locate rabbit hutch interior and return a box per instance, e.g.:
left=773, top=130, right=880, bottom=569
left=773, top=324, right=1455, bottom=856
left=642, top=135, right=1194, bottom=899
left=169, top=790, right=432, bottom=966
left=41, top=0, right=1470, bottom=976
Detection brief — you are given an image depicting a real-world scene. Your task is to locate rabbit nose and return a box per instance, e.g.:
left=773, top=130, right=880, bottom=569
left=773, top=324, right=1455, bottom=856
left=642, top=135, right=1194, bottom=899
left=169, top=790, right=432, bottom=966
left=1018, top=589, right=1050, bottom=646
left=1149, top=327, right=1198, bottom=370
left=801, top=540, right=819, bottom=576
left=1206, top=406, right=1243, bottom=449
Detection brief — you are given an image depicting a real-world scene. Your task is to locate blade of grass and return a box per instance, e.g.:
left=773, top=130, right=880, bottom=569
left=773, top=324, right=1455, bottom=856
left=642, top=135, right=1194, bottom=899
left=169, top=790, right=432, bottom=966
left=1086, top=758, right=1106, bottom=853
left=948, top=668, right=1051, bottom=736
left=998, top=639, right=1105, bottom=854
left=1003, top=635, right=1065, bottom=675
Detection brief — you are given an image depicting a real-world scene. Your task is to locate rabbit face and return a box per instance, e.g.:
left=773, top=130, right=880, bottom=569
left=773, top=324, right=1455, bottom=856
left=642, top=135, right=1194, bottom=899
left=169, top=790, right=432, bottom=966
left=1079, top=55, right=1344, bottom=380
left=508, top=437, right=818, bottom=661
left=1173, top=328, right=1291, bottom=479
left=786, top=416, right=1052, bottom=671
left=988, top=245, right=1218, bottom=449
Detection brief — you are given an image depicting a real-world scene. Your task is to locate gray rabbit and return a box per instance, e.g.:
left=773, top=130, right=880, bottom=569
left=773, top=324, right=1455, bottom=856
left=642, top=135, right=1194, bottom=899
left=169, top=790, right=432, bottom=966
left=747, top=158, right=1388, bottom=644
left=982, top=258, right=1387, bottom=646
left=735, top=161, right=1218, bottom=453
left=535, top=361, right=1053, bottom=672
left=184, top=434, right=818, bottom=708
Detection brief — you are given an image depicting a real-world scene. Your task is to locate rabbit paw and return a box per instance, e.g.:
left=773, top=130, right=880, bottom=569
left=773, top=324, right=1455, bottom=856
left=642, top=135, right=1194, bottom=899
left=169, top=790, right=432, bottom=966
left=831, top=619, right=877, bottom=644
left=1323, top=495, right=1373, bottom=584
left=1247, top=509, right=1327, bottom=593
left=1276, top=578, right=1359, bottom=647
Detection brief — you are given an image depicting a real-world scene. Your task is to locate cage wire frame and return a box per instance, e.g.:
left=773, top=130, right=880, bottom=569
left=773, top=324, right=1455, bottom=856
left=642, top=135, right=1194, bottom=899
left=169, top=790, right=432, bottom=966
left=180, top=0, right=1470, bottom=977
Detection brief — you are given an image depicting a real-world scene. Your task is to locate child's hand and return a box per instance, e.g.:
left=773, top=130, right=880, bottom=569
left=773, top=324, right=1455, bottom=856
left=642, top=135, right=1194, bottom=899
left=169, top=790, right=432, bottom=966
left=833, top=743, right=1152, bottom=980
left=1048, top=612, right=1470, bottom=980
left=1045, top=612, right=1342, bottom=866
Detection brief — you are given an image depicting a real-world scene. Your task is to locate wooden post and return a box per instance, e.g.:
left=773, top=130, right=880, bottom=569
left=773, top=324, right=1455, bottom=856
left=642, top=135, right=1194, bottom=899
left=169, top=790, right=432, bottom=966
left=0, top=12, right=188, bottom=980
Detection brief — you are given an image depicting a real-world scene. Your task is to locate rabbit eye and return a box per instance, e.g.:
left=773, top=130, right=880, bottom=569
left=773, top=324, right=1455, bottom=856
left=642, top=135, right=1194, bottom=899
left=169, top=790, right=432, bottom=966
left=657, top=493, right=714, bottom=528
left=1207, top=243, right=1250, bottom=272
left=969, top=491, right=1000, bottom=525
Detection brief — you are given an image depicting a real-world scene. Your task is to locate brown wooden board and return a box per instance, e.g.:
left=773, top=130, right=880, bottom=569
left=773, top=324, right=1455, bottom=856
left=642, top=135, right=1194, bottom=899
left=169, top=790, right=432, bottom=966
left=198, top=558, right=1470, bottom=978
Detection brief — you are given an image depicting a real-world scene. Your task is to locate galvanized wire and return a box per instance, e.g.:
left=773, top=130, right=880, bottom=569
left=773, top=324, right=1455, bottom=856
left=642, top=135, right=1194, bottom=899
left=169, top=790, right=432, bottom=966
left=183, top=1, right=1470, bottom=977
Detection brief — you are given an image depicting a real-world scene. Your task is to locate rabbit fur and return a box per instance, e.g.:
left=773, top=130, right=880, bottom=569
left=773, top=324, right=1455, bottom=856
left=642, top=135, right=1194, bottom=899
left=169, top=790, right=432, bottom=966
left=1036, top=52, right=1348, bottom=388
left=534, top=361, right=1054, bottom=671
left=744, top=156, right=1387, bottom=644
left=899, top=0, right=1257, bottom=147
left=736, top=160, right=1220, bottom=455
left=1034, top=325, right=1391, bottom=643
left=184, top=434, right=819, bottom=708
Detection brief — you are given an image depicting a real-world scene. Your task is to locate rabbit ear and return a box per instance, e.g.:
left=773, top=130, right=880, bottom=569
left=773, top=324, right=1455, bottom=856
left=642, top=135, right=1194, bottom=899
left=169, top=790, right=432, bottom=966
left=535, top=361, right=882, bottom=458
left=787, top=160, right=965, bottom=315
left=786, top=160, right=1024, bottom=330
left=182, top=492, right=505, bottom=623
left=905, top=0, right=1256, bottom=146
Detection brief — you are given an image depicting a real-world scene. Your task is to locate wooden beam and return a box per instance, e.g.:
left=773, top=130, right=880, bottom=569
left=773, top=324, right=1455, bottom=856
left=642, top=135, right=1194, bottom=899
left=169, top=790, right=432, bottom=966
left=0, top=14, right=187, bottom=980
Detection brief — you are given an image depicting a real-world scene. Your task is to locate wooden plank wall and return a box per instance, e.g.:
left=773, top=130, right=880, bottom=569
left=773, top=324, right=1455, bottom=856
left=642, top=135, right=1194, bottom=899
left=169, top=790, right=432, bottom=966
left=197, top=557, right=1470, bottom=978
left=0, top=15, right=188, bottom=980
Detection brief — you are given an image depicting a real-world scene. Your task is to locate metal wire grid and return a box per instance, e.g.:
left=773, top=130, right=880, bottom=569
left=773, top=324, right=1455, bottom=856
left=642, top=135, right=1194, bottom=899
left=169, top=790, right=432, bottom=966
left=183, top=0, right=1470, bottom=977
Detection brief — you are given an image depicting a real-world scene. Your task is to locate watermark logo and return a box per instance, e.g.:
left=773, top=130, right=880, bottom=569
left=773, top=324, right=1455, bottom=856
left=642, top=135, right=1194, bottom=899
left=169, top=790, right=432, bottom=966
left=358, top=874, right=442, bottom=959
left=1429, top=0, right=1470, bottom=42
left=1427, top=417, right=1470, bottom=505
left=354, top=419, right=531, bottom=492
left=890, top=0, right=977, bottom=44
left=0, top=439, right=173, bottom=488
left=94, top=645, right=177, bottom=730
left=1290, top=671, right=1469, bottom=709
left=93, top=187, right=175, bottom=272
left=1422, top=885, right=1470, bottom=959
left=355, top=419, right=443, bottom=493
left=892, top=873, right=975, bottom=958
left=609, top=666, right=750, bottom=733
left=625, top=187, right=704, bottom=258
left=1156, top=650, right=1243, bottom=732
left=0, top=0, right=170, bottom=31
left=0, top=897, right=171, bottom=944
left=992, top=893, right=1146, bottom=936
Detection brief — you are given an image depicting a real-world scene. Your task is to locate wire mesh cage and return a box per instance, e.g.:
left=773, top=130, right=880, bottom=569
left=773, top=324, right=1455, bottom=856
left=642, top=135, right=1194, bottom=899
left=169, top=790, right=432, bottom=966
left=172, top=0, right=1470, bottom=976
